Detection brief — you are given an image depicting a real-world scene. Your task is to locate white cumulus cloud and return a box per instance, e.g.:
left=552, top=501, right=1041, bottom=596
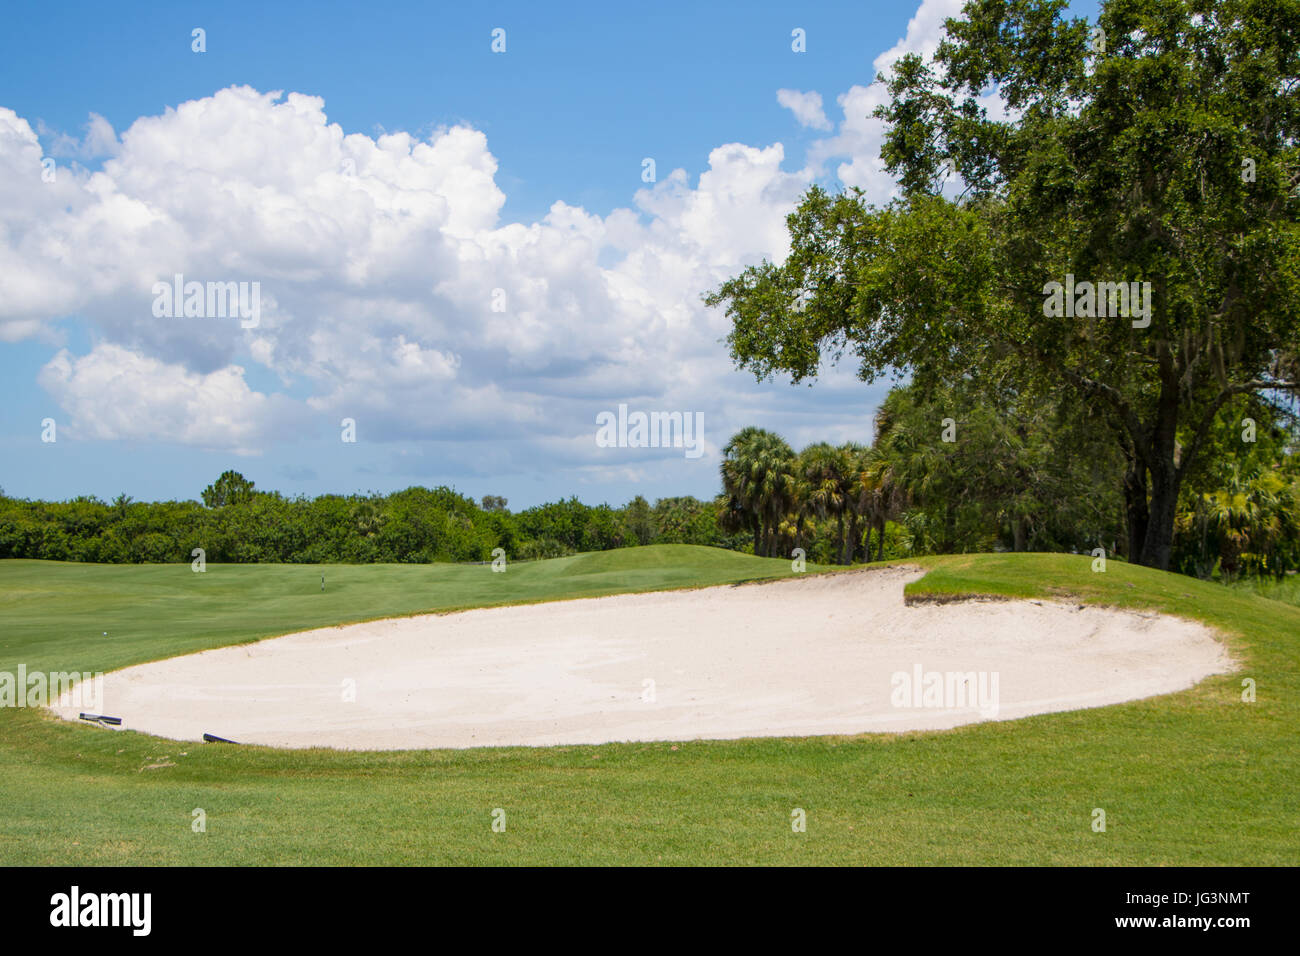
left=2, top=87, right=814, bottom=463
left=776, top=89, right=832, bottom=131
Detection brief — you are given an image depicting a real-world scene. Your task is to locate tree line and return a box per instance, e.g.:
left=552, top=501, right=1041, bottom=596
left=0, top=474, right=744, bottom=566
left=717, top=381, right=1300, bottom=579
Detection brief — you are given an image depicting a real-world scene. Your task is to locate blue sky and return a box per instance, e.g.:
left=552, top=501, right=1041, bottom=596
left=0, top=0, right=1097, bottom=508
left=3, top=1, right=912, bottom=220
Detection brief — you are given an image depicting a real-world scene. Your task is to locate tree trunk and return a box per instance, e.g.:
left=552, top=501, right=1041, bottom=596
left=1136, top=376, right=1181, bottom=571
left=1139, top=463, right=1180, bottom=571
left=1123, top=459, right=1148, bottom=563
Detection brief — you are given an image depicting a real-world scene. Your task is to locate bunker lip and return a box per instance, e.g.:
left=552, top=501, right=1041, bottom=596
left=51, top=567, right=1232, bottom=751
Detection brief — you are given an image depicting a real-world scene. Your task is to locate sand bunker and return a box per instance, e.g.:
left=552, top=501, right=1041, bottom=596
left=53, top=567, right=1230, bottom=750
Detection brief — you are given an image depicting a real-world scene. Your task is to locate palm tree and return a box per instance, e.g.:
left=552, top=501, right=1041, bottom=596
left=864, top=402, right=911, bottom=561
left=351, top=498, right=385, bottom=538
left=841, top=443, right=877, bottom=563
left=778, top=469, right=812, bottom=557
left=721, top=428, right=796, bottom=557
left=1193, top=465, right=1292, bottom=579
left=800, top=442, right=852, bottom=563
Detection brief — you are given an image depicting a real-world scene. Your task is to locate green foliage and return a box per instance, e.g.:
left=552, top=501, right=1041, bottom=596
left=719, top=426, right=905, bottom=564
left=1175, top=460, right=1300, bottom=579
left=716, top=378, right=1300, bottom=577
left=0, top=477, right=741, bottom=565
left=621, top=495, right=654, bottom=547
left=719, top=427, right=798, bottom=557
left=874, top=381, right=1126, bottom=555
left=201, top=470, right=257, bottom=508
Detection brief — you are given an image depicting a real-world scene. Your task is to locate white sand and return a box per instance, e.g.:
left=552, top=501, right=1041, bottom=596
left=53, top=567, right=1230, bottom=750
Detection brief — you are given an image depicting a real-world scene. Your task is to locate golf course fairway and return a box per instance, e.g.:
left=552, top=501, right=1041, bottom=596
left=0, top=546, right=1295, bottom=865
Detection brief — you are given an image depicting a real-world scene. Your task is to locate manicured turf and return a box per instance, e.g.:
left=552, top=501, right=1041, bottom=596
left=1233, top=574, right=1300, bottom=609
left=0, top=547, right=1295, bottom=865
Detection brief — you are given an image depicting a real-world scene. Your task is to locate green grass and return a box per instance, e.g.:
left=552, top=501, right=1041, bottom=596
left=0, top=546, right=1295, bottom=865
left=1231, top=573, right=1300, bottom=609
